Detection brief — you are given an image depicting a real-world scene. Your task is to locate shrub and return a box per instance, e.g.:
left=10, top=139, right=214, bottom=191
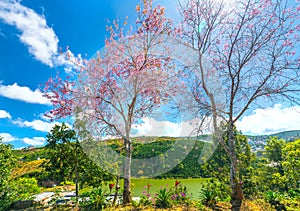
left=155, top=188, right=172, bottom=208
left=198, top=179, right=229, bottom=209
left=82, top=187, right=107, bottom=210
left=264, top=191, right=287, bottom=211
left=199, top=188, right=218, bottom=209
left=170, top=180, right=191, bottom=206
left=11, top=177, right=40, bottom=201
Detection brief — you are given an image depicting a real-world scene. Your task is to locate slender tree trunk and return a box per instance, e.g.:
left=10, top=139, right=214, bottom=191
left=75, top=165, right=79, bottom=197
left=228, top=122, right=243, bottom=211
left=75, top=142, right=79, bottom=206
left=123, top=137, right=132, bottom=204
left=113, top=175, right=120, bottom=206
left=75, top=161, right=79, bottom=207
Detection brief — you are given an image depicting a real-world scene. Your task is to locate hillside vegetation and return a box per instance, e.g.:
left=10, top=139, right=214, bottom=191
left=1, top=132, right=299, bottom=210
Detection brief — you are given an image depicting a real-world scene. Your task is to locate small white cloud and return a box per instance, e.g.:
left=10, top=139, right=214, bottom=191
left=0, top=110, right=11, bottom=119
left=236, top=104, right=300, bottom=135
left=0, top=0, right=59, bottom=67
left=0, top=132, right=17, bottom=142
left=0, top=83, right=51, bottom=105
left=13, top=118, right=60, bottom=132
left=22, top=137, right=46, bottom=146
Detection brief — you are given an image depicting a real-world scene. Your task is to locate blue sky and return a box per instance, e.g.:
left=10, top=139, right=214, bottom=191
left=0, top=0, right=300, bottom=148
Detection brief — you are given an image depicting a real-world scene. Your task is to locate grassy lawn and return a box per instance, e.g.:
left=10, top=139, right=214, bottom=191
left=131, top=178, right=208, bottom=199
left=93, top=178, right=209, bottom=199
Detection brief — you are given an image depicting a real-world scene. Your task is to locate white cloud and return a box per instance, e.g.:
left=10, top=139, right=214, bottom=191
left=0, top=83, right=51, bottom=105
left=13, top=118, right=61, bottom=132
left=0, top=132, right=17, bottom=142
left=0, top=1, right=80, bottom=71
left=236, top=104, right=300, bottom=135
left=0, top=110, right=11, bottom=119
left=0, top=0, right=59, bottom=67
left=132, top=104, right=300, bottom=137
left=22, top=137, right=46, bottom=146
left=132, top=117, right=208, bottom=137
left=0, top=132, right=46, bottom=146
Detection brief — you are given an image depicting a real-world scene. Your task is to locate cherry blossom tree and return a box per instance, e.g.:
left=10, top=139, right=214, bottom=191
left=178, top=0, right=300, bottom=209
left=44, top=0, right=176, bottom=204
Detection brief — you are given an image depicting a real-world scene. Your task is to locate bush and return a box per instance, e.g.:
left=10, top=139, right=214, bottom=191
left=155, top=188, right=172, bottom=208
left=170, top=180, right=191, bottom=206
left=199, top=179, right=230, bottom=209
left=81, top=187, right=108, bottom=210
left=199, top=188, right=218, bottom=209
left=264, top=191, right=287, bottom=211
left=11, top=177, right=40, bottom=201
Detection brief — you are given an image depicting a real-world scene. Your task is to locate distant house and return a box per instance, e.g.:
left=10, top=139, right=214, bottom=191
left=22, top=145, right=35, bottom=151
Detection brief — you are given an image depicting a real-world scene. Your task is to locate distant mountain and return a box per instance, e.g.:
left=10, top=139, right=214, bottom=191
left=246, top=130, right=300, bottom=152
left=247, top=130, right=300, bottom=142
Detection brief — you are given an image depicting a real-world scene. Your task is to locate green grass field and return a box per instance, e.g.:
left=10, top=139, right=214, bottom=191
left=99, top=178, right=209, bottom=199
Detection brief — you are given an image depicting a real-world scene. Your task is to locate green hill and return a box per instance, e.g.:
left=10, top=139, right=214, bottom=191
left=247, top=130, right=300, bottom=142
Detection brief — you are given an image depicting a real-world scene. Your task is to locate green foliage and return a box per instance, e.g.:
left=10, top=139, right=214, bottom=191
left=46, top=123, right=79, bottom=182
left=139, top=195, right=153, bottom=207
left=155, top=187, right=172, bottom=208
left=132, top=139, right=203, bottom=178
left=258, top=138, right=300, bottom=193
left=160, top=140, right=205, bottom=178
left=264, top=191, right=292, bottom=211
left=282, top=139, right=300, bottom=189
left=1, top=131, right=298, bottom=210
left=200, top=126, right=256, bottom=198
left=45, top=123, right=113, bottom=190
left=265, top=137, right=286, bottom=163
left=199, top=188, right=218, bottom=208
left=199, top=179, right=230, bottom=208
left=106, top=138, right=206, bottom=178
left=139, top=183, right=153, bottom=207
left=258, top=138, right=300, bottom=210
left=10, top=177, right=40, bottom=200
left=169, top=180, right=191, bottom=206
left=0, top=139, right=17, bottom=210
left=14, top=148, right=48, bottom=162
left=81, top=187, right=108, bottom=210
left=264, top=190, right=281, bottom=204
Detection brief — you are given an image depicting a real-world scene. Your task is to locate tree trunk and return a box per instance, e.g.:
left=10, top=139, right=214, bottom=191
left=75, top=165, right=79, bottom=197
left=123, top=138, right=132, bottom=204
left=75, top=162, right=79, bottom=206
left=75, top=142, right=79, bottom=206
left=228, top=122, right=243, bottom=211
left=112, top=175, right=120, bottom=206
left=230, top=163, right=243, bottom=211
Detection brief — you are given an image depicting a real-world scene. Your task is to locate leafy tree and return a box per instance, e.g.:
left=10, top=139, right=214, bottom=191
left=261, top=137, right=289, bottom=192
left=10, top=177, right=40, bottom=201
left=46, top=123, right=78, bottom=192
left=282, top=139, right=300, bottom=190
left=46, top=123, right=112, bottom=198
left=178, top=0, right=300, bottom=209
left=257, top=137, right=299, bottom=193
left=265, top=137, right=285, bottom=164
left=0, top=138, right=17, bottom=210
